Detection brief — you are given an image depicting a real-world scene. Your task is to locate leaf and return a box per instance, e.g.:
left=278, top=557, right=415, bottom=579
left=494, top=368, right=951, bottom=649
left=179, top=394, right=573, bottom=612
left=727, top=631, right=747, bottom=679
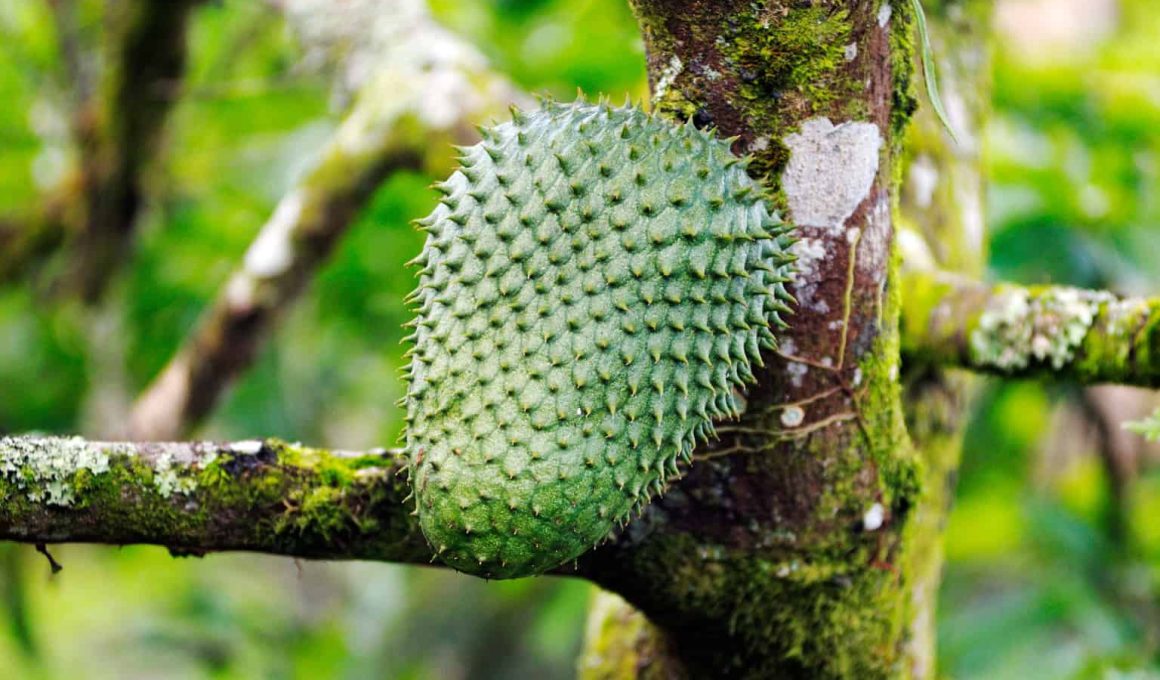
left=910, top=0, right=958, bottom=142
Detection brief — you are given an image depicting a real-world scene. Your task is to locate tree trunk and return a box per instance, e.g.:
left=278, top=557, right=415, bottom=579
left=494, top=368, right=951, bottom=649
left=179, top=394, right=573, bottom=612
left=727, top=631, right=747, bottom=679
left=578, top=1, right=990, bottom=677
left=894, top=2, right=990, bottom=676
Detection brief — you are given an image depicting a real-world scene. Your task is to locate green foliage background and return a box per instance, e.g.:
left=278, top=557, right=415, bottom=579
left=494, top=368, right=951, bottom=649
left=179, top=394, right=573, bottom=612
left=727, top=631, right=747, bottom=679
left=1, top=0, right=1159, bottom=677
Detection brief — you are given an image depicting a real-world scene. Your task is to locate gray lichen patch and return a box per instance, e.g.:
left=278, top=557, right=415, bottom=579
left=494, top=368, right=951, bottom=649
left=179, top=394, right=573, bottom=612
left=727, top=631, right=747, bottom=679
left=653, top=55, right=684, bottom=101
left=969, top=286, right=1115, bottom=371
left=0, top=436, right=206, bottom=505
left=153, top=452, right=198, bottom=498
left=0, top=436, right=113, bottom=506
left=782, top=117, right=882, bottom=232
left=788, top=236, right=831, bottom=314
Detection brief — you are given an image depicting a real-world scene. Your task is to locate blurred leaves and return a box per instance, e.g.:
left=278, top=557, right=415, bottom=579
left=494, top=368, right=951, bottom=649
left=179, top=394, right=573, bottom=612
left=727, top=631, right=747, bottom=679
left=987, top=0, right=1160, bottom=293
left=940, top=0, right=1160, bottom=676
left=1124, top=410, right=1160, bottom=442
left=428, top=0, right=646, bottom=100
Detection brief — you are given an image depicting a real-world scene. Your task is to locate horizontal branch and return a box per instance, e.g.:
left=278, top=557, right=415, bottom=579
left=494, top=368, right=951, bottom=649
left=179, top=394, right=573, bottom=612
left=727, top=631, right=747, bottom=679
left=902, top=272, right=1160, bottom=387
left=0, top=435, right=431, bottom=563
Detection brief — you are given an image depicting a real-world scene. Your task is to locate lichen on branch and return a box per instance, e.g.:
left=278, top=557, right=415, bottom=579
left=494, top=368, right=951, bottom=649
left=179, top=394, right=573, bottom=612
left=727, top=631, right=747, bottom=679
left=902, top=271, right=1160, bottom=386
left=0, top=436, right=429, bottom=562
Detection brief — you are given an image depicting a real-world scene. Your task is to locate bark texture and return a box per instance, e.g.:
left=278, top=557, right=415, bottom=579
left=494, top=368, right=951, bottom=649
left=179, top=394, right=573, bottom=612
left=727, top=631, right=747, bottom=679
left=903, top=273, right=1160, bottom=388
left=0, top=436, right=427, bottom=562
left=894, top=2, right=991, bottom=675
left=579, top=2, right=923, bottom=677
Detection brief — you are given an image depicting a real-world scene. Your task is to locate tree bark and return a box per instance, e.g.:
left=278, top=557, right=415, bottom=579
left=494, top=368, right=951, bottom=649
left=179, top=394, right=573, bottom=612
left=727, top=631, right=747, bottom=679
left=893, top=2, right=991, bottom=675
left=579, top=2, right=994, bottom=677
left=0, top=436, right=428, bottom=562
left=902, top=274, right=1160, bottom=387
left=579, top=2, right=923, bottom=677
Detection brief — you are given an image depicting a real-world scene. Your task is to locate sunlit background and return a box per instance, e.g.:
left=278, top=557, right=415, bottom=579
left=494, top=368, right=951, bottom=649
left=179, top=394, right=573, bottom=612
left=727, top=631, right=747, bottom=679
left=1, top=0, right=1159, bottom=677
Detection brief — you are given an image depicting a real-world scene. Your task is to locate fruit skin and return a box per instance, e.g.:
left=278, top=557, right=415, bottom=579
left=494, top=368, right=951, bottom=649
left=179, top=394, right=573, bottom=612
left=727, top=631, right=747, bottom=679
left=404, top=100, right=795, bottom=579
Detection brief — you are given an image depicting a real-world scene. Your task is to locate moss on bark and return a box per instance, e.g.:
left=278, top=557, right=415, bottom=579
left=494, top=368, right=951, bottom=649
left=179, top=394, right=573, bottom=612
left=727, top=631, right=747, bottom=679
left=576, top=1, right=926, bottom=676
left=901, top=275, right=1160, bottom=388
left=0, top=437, right=428, bottom=562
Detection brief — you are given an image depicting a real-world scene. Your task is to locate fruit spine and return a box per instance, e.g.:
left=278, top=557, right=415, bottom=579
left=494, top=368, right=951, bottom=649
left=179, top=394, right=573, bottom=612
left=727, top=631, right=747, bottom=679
left=404, top=100, right=794, bottom=578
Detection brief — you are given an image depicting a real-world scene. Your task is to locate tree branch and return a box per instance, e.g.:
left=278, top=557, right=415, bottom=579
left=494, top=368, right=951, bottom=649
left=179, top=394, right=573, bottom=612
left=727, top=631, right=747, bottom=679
left=902, top=271, right=1160, bottom=387
left=0, top=204, right=72, bottom=288
left=0, top=0, right=205, bottom=300
left=124, top=97, right=426, bottom=441
left=69, top=0, right=205, bottom=302
left=127, top=6, right=522, bottom=441
left=0, top=435, right=431, bottom=563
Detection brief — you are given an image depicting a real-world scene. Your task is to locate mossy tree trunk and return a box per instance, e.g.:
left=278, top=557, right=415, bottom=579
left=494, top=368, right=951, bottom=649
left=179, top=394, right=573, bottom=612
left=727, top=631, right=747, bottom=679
left=895, top=1, right=990, bottom=676
left=578, top=2, right=990, bottom=677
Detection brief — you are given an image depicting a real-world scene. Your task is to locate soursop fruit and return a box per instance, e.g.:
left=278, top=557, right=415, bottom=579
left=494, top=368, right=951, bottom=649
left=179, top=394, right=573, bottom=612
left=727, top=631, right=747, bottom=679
left=404, top=100, right=794, bottom=578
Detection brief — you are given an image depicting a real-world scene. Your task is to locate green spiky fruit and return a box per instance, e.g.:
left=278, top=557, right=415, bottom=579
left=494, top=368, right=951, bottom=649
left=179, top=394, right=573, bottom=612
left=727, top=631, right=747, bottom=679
left=404, top=101, right=794, bottom=579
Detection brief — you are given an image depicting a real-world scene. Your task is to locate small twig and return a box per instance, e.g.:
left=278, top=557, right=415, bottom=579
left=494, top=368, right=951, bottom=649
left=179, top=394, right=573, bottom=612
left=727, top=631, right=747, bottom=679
left=775, top=350, right=836, bottom=372
left=775, top=412, right=859, bottom=440
left=693, top=442, right=762, bottom=462
left=33, top=544, right=62, bottom=575
left=757, top=386, right=843, bottom=416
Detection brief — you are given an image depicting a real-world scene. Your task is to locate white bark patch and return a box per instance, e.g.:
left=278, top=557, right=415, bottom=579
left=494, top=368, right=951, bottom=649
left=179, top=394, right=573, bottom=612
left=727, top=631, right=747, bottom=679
left=790, top=237, right=827, bottom=280
left=782, top=118, right=882, bottom=233
left=232, top=440, right=265, bottom=455
left=788, top=236, right=830, bottom=314
left=245, top=190, right=305, bottom=279
left=226, top=274, right=257, bottom=310
left=780, top=405, right=805, bottom=428
left=863, top=503, right=885, bottom=531
left=857, top=196, right=892, bottom=285
left=654, top=55, right=684, bottom=101
left=844, top=42, right=858, bottom=61
left=786, top=361, right=809, bottom=388
left=877, top=3, right=893, bottom=28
